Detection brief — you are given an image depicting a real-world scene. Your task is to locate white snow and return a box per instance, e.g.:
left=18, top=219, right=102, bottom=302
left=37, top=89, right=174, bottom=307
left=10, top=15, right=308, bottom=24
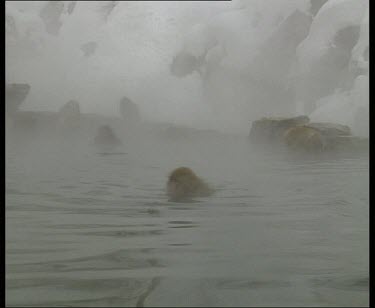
left=6, top=0, right=369, bottom=135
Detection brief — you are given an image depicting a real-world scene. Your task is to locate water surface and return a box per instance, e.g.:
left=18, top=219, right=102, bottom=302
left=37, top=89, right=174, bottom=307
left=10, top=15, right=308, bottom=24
left=6, top=133, right=369, bottom=306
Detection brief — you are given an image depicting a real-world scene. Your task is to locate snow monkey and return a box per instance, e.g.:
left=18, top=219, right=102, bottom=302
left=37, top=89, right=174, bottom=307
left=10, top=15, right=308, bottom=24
left=167, top=167, right=213, bottom=201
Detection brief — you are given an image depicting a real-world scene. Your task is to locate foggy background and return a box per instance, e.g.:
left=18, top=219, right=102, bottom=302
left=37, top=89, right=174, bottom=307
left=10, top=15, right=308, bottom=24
left=6, top=0, right=369, bottom=135
left=6, top=2, right=369, bottom=307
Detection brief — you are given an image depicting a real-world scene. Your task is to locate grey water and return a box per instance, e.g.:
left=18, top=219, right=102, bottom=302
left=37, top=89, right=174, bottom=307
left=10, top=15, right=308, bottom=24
left=6, top=133, right=369, bottom=307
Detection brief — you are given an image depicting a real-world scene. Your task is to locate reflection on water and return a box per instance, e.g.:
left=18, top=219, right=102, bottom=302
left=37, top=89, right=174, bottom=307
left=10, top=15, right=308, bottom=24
left=6, top=134, right=369, bottom=307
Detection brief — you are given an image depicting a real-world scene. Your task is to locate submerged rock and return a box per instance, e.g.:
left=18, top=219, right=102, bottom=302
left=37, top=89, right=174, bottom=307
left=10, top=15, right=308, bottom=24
left=249, top=115, right=310, bottom=144
left=6, top=83, right=31, bottom=116
left=167, top=167, right=213, bottom=201
left=94, top=125, right=122, bottom=149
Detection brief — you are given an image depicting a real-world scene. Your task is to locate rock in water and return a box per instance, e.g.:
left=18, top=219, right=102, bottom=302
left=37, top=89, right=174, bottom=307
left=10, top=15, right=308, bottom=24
left=167, top=167, right=213, bottom=201
left=6, top=83, right=30, bottom=116
left=251, top=115, right=367, bottom=155
left=249, top=115, right=310, bottom=144
left=283, top=124, right=367, bottom=154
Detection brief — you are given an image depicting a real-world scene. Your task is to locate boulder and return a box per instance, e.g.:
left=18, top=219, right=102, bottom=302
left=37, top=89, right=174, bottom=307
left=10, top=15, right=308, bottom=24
left=251, top=115, right=367, bottom=155
left=249, top=115, right=310, bottom=144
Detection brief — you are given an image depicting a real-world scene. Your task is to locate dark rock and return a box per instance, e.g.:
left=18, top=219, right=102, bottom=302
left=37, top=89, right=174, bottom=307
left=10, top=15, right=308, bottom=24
left=249, top=115, right=310, bottom=144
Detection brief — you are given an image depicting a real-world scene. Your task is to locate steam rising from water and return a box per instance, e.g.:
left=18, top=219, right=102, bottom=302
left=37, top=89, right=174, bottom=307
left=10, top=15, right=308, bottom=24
left=6, top=2, right=369, bottom=306
left=6, top=0, right=368, bottom=135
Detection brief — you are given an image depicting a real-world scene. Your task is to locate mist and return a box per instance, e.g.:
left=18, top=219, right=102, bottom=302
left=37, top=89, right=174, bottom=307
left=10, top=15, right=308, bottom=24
left=6, top=0, right=369, bottom=135
left=6, top=1, right=369, bottom=307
